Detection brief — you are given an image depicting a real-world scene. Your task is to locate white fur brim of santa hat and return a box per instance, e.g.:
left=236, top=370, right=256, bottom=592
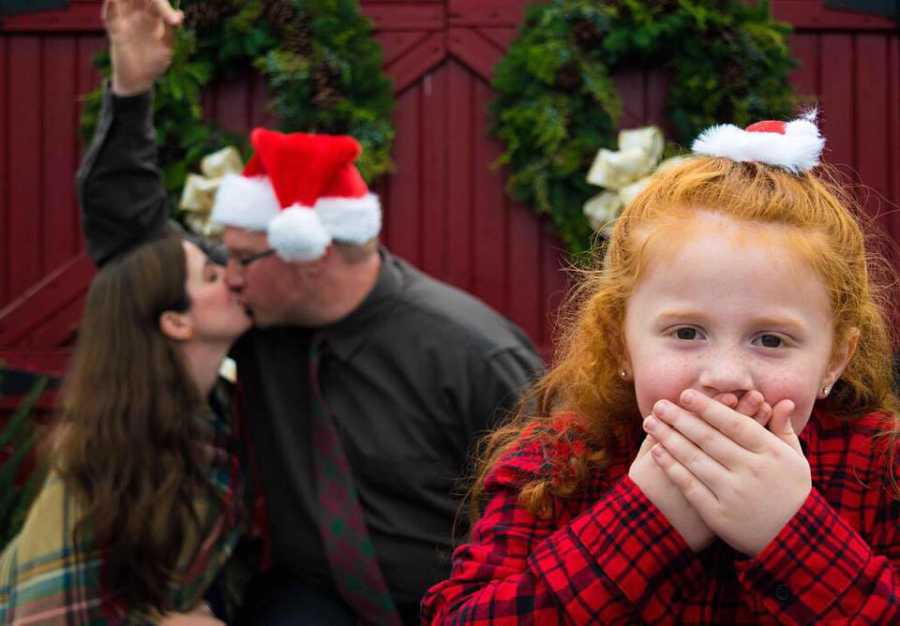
left=691, top=110, right=825, bottom=174
left=211, top=173, right=382, bottom=262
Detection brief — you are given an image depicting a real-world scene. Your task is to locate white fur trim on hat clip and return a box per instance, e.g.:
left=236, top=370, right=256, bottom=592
left=691, top=110, right=825, bottom=174
left=267, top=206, right=332, bottom=262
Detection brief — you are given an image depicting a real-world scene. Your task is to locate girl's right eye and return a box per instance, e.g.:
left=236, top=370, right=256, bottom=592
left=673, top=327, right=701, bottom=340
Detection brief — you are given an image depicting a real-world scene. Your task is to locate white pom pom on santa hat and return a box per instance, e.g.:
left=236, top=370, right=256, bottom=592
left=210, top=128, right=381, bottom=261
left=691, top=110, right=825, bottom=174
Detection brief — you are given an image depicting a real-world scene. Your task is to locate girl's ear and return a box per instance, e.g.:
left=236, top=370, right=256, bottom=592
left=824, top=327, right=860, bottom=390
left=159, top=310, right=194, bottom=342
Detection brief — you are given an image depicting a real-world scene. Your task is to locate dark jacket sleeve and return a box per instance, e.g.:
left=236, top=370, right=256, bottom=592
left=75, top=84, right=173, bottom=267
left=477, top=346, right=543, bottom=430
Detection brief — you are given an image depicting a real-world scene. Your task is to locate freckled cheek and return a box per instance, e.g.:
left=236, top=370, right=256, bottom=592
left=757, top=373, right=818, bottom=417
left=632, top=359, right=695, bottom=416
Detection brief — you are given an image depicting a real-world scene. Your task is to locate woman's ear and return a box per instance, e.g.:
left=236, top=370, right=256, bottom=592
left=159, top=310, right=193, bottom=342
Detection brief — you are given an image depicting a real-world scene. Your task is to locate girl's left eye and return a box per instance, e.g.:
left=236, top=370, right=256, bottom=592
left=754, top=334, right=784, bottom=348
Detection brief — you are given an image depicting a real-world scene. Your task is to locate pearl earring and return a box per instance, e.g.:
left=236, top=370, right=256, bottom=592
left=619, top=369, right=628, bottom=380
left=821, top=383, right=832, bottom=398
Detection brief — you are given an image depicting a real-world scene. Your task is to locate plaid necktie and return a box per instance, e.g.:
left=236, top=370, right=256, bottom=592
left=308, top=337, right=402, bottom=626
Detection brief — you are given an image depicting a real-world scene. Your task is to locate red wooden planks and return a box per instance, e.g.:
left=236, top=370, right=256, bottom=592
left=889, top=36, right=900, bottom=253
left=0, top=38, right=8, bottom=308
left=0, top=253, right=94, bottom=347
left=772, top=0, right=897, bottom=31
left=445, top=60, right=474, bottom=293
left=385, top=31, right=446, bottom=95
left=818, top=34, right=854, bottom=170
left=472, top=79, right=507, bottom=314
left=855, top=34, right=891, bottom=229
left=447, top=27, right=503, bottom=84
left=506, top=194, right=542, bottom=343
left=419, top=64, right=449, bottom=280
left=43, top=36, right=79, bottom=268
left=8, top=36, right=43, bottom=318
left=789, top=32, right=819, bottom=107
left=385, top=83, right=422, bottom=265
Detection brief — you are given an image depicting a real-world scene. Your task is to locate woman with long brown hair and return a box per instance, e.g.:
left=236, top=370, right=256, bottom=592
left=0, top=235, right=251, bottom=624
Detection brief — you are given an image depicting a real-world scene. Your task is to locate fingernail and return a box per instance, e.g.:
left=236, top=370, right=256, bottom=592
left=653, top=399, right=670, bottom=416
left=681, top=389, right=697, bottom=405
left=643, top=416, right=658, bottom=432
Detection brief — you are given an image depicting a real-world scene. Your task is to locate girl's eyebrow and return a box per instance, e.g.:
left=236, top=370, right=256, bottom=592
left=656, top=309, right=810, bottom=332
left=655, top=309, right=708, bottom=323
left=744, top=314, right=809, bottom=334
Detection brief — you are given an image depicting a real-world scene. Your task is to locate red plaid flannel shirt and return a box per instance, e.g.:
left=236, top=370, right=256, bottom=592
left=422, top=410, right=898, bottom=625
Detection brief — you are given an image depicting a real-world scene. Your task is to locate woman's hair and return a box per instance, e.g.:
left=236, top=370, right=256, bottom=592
left=55, top=236, right=214, bottom=612
left=472, top=156, right=899, bottom=520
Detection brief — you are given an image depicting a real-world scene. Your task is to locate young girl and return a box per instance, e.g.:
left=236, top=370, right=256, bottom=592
left=0, top=236, right=251, bottom=625
left=422, top=116, right=899, bottom=625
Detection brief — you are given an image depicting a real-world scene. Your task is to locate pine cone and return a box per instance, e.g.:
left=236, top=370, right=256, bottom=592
left=556, top=61, right=581, bottom=90
left=183, top=0, right=233, bottom=30
left=573, top=20, right=603, bottom=49
left=283, top=25, right=313, bottom=57
left=312, top=63, right=341, bottom=108
left=262, top=0, right=296, bottom=29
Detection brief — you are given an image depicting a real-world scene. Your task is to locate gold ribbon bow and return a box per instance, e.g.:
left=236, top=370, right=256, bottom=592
left=583, top=126, right=686, bottom=234
left=179, top=146, right=245, bottom=238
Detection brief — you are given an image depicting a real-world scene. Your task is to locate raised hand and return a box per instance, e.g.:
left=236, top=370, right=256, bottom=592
left=102, top=0, right=184, bottom=96
left=645, top=389, right=808, bottom=557
left=629, top=433, right=714, bottom=552
left=629, top=391, right=774, bottom=553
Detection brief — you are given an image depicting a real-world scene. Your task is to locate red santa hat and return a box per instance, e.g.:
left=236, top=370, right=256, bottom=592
left=691, top=110, right=825, bottom=173
left=210, top=129, right=381, bottom=261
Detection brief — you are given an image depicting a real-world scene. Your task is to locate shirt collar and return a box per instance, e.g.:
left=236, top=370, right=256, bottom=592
left=317, top=247, right=404, bottom=361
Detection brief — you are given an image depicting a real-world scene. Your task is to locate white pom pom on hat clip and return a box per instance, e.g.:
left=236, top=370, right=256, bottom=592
left=691, top=110, right=825, bottom=174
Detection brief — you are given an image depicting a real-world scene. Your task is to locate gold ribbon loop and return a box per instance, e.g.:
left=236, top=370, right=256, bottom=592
left=584, top=127, right=687, bottom=234
left=179, top=146, right=245, bottom=237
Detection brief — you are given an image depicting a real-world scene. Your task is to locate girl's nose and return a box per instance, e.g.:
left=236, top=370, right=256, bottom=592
left=698, top=349, right=753, bottom=396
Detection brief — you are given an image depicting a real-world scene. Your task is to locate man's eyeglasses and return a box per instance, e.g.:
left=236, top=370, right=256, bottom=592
left=232, top=248, right=277, bottom=268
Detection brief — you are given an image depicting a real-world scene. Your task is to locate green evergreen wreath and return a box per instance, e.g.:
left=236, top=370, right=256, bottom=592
left=81, top=0, right=394, bottom=211
left=492, top=0, right=798, bottom=256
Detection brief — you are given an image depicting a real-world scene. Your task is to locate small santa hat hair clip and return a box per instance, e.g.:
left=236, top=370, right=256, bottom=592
left=691, top=110, right=825, bottom=174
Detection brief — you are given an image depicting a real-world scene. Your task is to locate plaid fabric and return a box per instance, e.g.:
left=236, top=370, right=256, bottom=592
left=309, top=338, right=402, bottom=626
left=422, top=410, right=899, bottom=625
left=0, top=413, right=245, bottom=625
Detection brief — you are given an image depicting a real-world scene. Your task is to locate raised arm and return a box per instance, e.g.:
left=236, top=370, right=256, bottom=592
left=76, top=0, right=183, bottom=266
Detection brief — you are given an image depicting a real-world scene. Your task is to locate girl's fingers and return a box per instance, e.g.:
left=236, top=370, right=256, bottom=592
left=735, top=389, right=763, bottom=419
left=644, top=410, right=731, bottom=489
left=768, top=399, right=802, bottom=454
left=752, top=401, right=772, bottom=427
left=635, top=431, right=658, bottom=459
left=678, top=390, right=767, bottom=452
left=651, top=444, right=719, bottom=513
left=714, top=392, right=738, bottom=409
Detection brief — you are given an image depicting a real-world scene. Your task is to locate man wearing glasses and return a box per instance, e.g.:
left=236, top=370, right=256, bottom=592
left=77, top=2, right=543, bottom=625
